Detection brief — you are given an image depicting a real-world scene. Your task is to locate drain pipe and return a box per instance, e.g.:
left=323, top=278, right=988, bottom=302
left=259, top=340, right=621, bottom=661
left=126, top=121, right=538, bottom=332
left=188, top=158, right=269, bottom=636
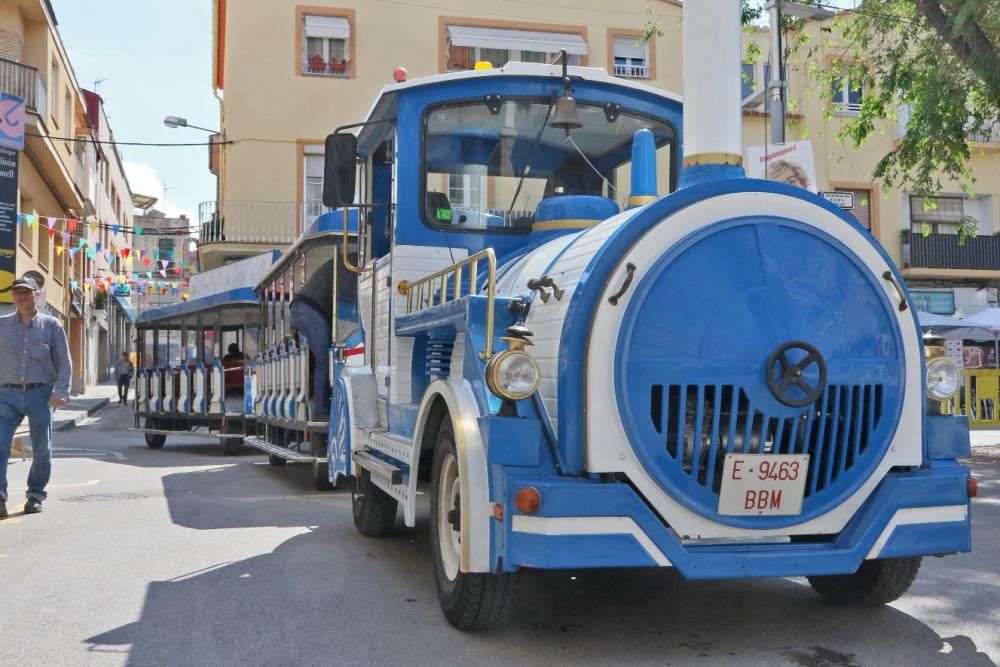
left=678, top=0, right=746, bottom=188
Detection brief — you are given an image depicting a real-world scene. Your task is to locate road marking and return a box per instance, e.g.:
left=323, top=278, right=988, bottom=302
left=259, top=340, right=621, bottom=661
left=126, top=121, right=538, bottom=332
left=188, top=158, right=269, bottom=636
left=53, top=447, right=127, bottom=461
left=45, top=480, right=100, bottom=490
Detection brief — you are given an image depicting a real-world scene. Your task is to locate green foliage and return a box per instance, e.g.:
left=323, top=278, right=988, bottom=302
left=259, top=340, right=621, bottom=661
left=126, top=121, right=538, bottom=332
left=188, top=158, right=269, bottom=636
left=787, top=0, right=998, bottom=199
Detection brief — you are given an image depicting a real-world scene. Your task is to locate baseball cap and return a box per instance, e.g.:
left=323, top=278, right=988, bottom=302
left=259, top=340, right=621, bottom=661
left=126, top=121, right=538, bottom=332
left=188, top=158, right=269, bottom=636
left=12, top=277, right=39, bottom=291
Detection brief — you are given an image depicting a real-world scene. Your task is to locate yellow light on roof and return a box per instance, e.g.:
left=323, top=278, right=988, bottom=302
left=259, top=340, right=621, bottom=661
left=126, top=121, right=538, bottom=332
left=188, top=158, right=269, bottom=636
left=474, top=61, right=494, bottom=70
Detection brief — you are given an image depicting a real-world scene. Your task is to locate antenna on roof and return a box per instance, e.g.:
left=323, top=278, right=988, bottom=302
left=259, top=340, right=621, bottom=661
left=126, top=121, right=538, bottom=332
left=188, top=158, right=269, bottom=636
left=94, top=78, right=107, bottom=94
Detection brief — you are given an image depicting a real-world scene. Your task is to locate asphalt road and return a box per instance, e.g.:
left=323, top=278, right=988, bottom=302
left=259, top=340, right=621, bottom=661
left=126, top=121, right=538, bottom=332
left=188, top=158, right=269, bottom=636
left=1, top=404, right=997, bottom=667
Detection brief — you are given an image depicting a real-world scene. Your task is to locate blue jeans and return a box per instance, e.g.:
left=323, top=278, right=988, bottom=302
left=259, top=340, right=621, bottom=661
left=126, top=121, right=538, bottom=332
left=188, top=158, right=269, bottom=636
left=290, top=301, right=331, bottom=418
left=0, top=385, right=54, bottom=503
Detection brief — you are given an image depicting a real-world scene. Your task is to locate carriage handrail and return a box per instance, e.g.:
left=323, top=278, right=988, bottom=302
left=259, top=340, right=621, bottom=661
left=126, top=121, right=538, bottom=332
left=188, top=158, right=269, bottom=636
left=397, top=248, right=497, bottom=360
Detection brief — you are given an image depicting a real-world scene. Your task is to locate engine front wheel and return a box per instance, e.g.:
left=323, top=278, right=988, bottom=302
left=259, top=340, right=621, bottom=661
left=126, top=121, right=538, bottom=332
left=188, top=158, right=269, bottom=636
left=430, top=419, right=518, bottom=630
left=311, top=434, right=333, bottom=491
left=808, top=557, right=922, bottom=606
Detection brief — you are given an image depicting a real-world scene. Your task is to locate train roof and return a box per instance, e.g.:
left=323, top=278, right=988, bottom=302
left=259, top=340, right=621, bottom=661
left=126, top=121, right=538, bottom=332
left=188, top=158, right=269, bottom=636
left=355, top=62, right=683, bottom=153
left=257, top=208, right=360, bottom=290
left=138, top=288, right=259, bottom=328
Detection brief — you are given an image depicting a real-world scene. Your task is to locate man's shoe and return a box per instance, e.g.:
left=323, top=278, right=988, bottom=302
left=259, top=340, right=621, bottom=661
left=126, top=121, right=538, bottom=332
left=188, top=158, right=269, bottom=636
left=0, top=501, right=7, bottom=520
left=24, top=498, right=42, bottom=514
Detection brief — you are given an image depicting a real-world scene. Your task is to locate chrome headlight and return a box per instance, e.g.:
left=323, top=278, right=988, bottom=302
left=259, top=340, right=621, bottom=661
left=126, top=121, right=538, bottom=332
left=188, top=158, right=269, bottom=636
left=485, top=349, right=541, bottom=401
left=926, top=357, right=960, bottom=401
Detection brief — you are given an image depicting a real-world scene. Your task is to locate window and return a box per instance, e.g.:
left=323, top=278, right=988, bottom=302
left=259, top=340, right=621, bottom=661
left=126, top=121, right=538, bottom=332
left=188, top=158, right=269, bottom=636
left=304, top=145, right=326, bottom=226
left=612, top=35, right=649, bottom=79
left=831, top=75, right=863, bottom=113
left=741, top=62, right=755, bottom=101
left=49, top=59, right=59, bottom=126
left=445, top=25, right=586, bottom=72
left=63, top=90, right=71, bottom=139
left=158, top=238, right=174, bottom=270
left=302, top=14, right=350, bottom=77
left=422, top=98, right=677, bottom=232
left=910, top=195, right=964, bottom=234
left=835, top=188, right=872, bottom=231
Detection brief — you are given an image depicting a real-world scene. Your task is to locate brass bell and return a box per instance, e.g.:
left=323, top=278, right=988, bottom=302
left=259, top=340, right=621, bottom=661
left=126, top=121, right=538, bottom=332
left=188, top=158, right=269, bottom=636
left=551, top=94, right=582, bottom=133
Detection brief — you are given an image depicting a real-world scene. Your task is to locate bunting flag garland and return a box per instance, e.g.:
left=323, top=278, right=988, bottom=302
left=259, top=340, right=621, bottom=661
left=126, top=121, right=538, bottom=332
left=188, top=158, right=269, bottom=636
left=47, top=227, right=55, bottom=239
left=61, top=232, right=69, bottom=246
left=67, top=218, right=77, bottom=234
left=69, top=247, right=79, bottom=257
left=134, top=227, right=143, bottom=236
left=121, top=248, right=131, bottom=259
left=89, top=220, right=98, bottom=233
left=95, top=242, right=102, bottom=252
left=47, top=216, right=56, bottom=229
left=112, top=223, right=120, bottom=235
left=56, top=246, right=64, bottom=257
left=28, top=215, right=36, bottom=228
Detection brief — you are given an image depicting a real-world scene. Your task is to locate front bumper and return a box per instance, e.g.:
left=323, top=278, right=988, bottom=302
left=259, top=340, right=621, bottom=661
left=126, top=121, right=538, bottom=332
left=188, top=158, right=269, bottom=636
left=500, top=463, right=971, bottom=578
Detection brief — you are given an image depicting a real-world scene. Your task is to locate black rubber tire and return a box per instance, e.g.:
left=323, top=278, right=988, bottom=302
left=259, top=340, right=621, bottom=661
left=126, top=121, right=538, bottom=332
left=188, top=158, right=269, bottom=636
left=312, top=434, right=333, bottom=491
left=221, top=437, right=243, bottom=456
left=808, top=557, right=922, bottom=605
left=144, top=418, right=166, bottom=449
left=351, top=468, right=397, bottom=537
left=430, top=419, right=518, bottom=630
left=268, top=454, right=287, bottom=467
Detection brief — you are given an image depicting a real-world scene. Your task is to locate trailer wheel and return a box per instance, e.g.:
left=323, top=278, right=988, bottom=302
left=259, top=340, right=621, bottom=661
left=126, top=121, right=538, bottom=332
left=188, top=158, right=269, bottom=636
left=144, top=418, right=166, bottom=449
left=430, top=419, right=517, bottom=630
left=351, top=468, right=397, bottom=537
left=808, top=557, right=922, bottom=605
left=221, top=422, right=243, bottom=456
left=311, top=433, right=333, bottom=491
left=268, top=454, right=287, bottom=467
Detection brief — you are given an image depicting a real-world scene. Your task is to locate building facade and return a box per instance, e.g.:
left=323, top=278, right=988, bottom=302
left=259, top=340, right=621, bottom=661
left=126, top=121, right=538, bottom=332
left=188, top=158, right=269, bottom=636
left=0, top=0, right=135, bottom=391
left=132, top=208, right=196, bottom=316
left=208, top=0, right=999, bottom=314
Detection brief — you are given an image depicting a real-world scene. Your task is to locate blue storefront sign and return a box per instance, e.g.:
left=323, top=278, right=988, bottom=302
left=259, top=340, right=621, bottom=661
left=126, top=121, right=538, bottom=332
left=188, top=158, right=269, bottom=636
left=910, top=290, right=956, bottom=315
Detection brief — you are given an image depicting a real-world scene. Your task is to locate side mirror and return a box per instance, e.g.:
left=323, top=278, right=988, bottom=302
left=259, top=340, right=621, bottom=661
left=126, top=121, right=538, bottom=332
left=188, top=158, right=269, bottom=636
left=323, top=133, right=358, bottom=207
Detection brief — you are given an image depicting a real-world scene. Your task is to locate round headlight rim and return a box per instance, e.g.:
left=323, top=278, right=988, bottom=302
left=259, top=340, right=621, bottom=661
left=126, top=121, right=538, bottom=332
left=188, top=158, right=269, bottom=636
left=485, top=349, right=541, bottom=401
left=925, top=356, right=960, bottom=401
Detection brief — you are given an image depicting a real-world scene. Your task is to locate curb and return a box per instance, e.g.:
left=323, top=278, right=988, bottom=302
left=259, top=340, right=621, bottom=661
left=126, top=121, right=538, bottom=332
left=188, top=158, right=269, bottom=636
left=53, top=397, right=112, bottom=432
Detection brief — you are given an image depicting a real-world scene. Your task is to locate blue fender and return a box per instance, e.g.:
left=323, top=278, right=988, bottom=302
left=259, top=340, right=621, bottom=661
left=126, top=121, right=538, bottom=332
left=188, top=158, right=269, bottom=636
left=327, top=377, right=352, bottom=489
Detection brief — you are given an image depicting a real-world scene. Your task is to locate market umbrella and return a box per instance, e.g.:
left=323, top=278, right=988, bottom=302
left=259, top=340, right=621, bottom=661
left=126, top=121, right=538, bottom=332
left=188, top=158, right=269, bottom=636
left=957, top=308, right=1000, bottom=363
left=916, top=311, right=967, bottom=329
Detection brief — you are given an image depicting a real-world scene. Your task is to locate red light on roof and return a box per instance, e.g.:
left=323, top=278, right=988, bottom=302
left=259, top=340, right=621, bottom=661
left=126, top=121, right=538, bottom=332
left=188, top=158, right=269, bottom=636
left=393, top=67, right=408, bottom=83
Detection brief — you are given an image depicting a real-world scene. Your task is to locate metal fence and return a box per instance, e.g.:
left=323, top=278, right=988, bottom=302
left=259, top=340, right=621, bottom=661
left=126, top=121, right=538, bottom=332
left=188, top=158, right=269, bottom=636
left=903, top=232, right=1000, bottom=271
left=942, top=370, right=1000, bottom=427
left=0, top=57, right=45, bottom=116
left=198, top=200, right=302, bottom=245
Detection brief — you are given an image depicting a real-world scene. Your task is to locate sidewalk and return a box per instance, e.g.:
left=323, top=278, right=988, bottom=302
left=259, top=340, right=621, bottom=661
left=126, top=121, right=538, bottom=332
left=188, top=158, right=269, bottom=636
left=53, top=382, right=120, bottom=431
left=970, top=428, right=1000, bottom=457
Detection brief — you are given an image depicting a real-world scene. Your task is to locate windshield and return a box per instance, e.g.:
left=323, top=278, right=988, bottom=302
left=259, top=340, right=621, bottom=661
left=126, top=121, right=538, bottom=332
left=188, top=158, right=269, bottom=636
left=423, top=98, right=676, bottom=232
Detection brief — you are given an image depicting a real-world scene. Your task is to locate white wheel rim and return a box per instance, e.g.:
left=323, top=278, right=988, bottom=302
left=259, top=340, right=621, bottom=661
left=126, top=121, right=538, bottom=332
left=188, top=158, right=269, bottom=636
left=437, top=452, right=461, bottom=582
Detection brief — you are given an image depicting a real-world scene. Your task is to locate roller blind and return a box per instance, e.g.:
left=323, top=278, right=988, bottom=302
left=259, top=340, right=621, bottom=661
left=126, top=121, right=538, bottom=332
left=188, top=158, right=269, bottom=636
left=447, top=25, right=587, bottom=56
left=304, top=15, right=350, bottom=40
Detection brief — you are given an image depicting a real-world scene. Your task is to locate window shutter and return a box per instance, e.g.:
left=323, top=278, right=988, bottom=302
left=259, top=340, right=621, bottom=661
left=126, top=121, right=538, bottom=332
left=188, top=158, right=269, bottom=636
left=304, top=15, right=350, bottom=40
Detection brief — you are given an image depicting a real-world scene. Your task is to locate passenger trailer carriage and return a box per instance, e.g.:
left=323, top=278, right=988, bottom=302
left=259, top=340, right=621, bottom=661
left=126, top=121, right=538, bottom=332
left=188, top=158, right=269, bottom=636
left=307, top=0, right=971, bottom=630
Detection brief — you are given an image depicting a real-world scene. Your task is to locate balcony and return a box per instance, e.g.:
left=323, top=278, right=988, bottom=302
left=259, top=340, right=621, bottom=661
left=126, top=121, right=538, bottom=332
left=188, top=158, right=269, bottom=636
left=0, top=57, right=45, bottom=116
left=902, top=231, right=1000, bottom=274
left=613, top=63, right=649, bottom=79
left=198, top=200, right=303, bottom=245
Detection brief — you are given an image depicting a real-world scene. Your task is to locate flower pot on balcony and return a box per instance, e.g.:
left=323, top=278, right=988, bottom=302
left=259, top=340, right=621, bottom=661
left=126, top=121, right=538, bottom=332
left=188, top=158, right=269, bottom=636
left=330, top=60, right=349, bottom=75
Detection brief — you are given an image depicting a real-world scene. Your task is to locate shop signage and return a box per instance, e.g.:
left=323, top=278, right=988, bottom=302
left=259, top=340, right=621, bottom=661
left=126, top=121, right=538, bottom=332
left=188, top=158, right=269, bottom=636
left=0, top=93, right=24, bottom=305
left=820, top=191, right=854, bottom=209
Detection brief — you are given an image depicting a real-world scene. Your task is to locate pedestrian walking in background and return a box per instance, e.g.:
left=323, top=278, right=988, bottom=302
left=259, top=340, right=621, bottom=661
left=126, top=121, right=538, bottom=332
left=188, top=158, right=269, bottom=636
left=114, top=352, right=134, bottom=406
left=0, top=277, right=72, bottom=519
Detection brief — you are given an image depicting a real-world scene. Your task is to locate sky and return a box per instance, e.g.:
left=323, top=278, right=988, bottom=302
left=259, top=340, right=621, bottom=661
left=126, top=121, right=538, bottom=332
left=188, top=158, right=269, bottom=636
left=52, top=0, right=217, bottom=223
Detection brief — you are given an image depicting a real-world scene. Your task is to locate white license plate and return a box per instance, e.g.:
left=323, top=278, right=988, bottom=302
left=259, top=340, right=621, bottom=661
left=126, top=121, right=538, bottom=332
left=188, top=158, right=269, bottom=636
left=718, top=454, right=810, bottom=516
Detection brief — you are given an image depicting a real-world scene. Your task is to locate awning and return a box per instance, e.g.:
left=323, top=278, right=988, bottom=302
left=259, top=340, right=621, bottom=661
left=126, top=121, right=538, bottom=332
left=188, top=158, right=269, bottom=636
left=447, top=25, right=588, bottom=56
left=304, top=15, right=350, bottom=40
left=114, top=294, right=137, bottom=324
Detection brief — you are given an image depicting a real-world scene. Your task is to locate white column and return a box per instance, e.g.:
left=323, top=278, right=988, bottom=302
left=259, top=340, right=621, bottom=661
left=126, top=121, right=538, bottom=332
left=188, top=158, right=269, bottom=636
left=682, top=0, right=743, bottom=166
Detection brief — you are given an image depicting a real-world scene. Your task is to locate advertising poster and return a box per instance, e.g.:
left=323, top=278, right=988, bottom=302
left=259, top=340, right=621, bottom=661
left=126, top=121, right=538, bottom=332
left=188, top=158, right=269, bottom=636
left=745, top=141, right=818, bottom=193
left=0, top=93, right=25, bottom=305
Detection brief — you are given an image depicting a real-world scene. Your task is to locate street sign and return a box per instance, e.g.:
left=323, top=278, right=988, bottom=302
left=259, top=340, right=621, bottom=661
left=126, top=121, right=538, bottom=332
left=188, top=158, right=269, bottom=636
left=821, top=191, right=854, bottom=209
left=0, top=93, right=26, bottom=150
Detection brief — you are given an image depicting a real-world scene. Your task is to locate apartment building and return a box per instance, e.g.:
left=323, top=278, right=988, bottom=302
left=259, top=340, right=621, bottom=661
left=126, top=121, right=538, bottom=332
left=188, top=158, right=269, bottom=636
left=0, top=0, right=134, bottom=391
left=132, top=208, right=196, bottom=316
left=208, top=0, right=999, bottom=316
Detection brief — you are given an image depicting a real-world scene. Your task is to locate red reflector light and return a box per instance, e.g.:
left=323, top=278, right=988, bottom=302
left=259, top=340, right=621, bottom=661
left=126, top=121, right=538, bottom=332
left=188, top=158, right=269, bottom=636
left=514, top=487, right=541, bottom=513
left=393, top=67, right=408, bottom=83
left=969, top=476, right=978, bottom=499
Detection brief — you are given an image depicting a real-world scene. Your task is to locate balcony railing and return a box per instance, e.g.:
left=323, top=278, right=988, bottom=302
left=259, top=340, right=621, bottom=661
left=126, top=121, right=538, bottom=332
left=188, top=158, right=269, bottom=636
left=198, top=200, right=304, bottom=245
left=0, top=57, right=45, bottom=116
left=968, top=121, right=1000, bottom=144
left=613, top=63, right=649, bottom=79
left=903, top=232, right=1000, bottom=271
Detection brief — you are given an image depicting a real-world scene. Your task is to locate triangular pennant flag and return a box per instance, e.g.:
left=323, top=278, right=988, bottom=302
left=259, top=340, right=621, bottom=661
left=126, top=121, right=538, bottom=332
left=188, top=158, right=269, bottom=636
left=160, top=260, right=169, bottom=269
left=84, top=283, right=91, bottom=292
left=56, top=246, right=64, bottom=256
left=95, top=242, right=102, bottom=252
left=152, top=250, right=159, bottom=260
left=78, top=237, right=86, bottom=248
left=112, top=223, right=120, bottom=235
left=47, top=227, right=55, bottom=239
left=159, top=270, right=167, bottom=278
left=134, top=226, right=143, bottom=236
left=121, top=248, right=131, bottom=259
left=86, top=248, right=96, bottom=260
left=68, top=218, right=77, bottom=234
left=70, top=280, right=77, bottom=290
left=69, top=247, right=79, bottom=257
left=17, top=214, right=23, bottom=226
left=61, top=232, right=69, bottom=246
left=47, top=216, right=56, bottom=229
left=89, top=220, right=98, bottom=233
left=28, top=215, right=36, bottom=228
